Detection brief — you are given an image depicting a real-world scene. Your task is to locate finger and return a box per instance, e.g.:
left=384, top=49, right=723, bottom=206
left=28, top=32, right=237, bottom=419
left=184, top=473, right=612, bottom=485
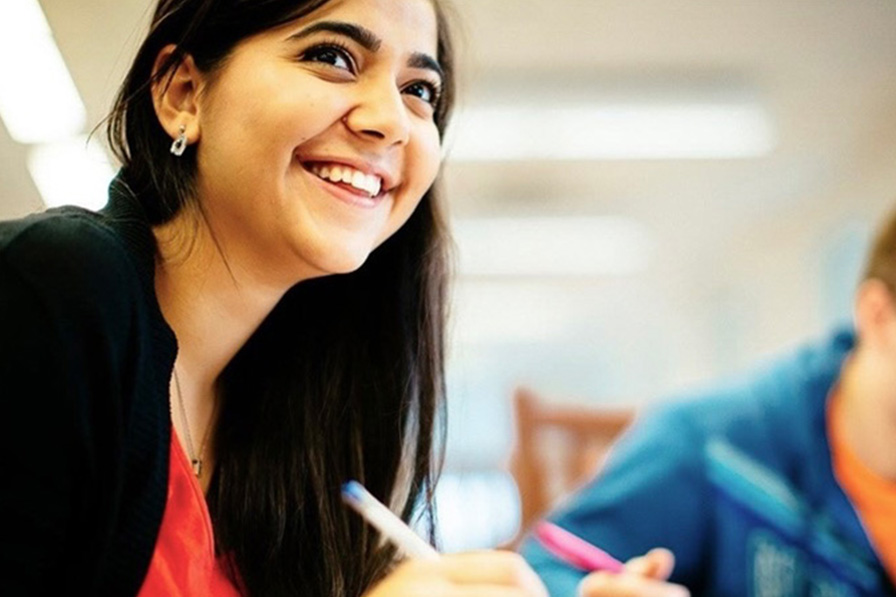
left=624, top=548, right=676, bottom=580
left=431, top=551, right=548, bottom=596
left=579, top=571, right=690, bottom=597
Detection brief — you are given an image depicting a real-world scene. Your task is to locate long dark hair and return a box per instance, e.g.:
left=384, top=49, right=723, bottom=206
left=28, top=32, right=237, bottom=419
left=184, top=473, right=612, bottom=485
left=106, top=1, right=456, bottom=595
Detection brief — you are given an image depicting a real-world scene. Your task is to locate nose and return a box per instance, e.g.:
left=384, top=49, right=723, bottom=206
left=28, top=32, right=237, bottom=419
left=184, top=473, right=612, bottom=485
left=342, top=77, right=411, bottom=147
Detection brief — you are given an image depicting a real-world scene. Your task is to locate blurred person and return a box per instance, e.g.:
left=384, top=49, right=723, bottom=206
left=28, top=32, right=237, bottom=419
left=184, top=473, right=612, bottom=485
left=0, top=0, right=554, bottom=595
left=521, top=208, right=896, bottom=596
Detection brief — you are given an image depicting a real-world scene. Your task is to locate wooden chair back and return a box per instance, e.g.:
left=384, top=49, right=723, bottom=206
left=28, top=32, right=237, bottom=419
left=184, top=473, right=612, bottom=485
left=508, top=387, right=635, bottom=539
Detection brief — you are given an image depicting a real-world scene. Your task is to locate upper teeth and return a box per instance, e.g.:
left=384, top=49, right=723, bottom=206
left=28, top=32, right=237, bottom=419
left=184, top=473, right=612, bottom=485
left=310, top=163, right=383, bottom=197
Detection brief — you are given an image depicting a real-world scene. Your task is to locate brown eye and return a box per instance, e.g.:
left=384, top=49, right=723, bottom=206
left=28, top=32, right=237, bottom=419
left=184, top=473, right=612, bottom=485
left=403, top=81, right=440, bottom=107
left=301, top=43, right=355, bottom=73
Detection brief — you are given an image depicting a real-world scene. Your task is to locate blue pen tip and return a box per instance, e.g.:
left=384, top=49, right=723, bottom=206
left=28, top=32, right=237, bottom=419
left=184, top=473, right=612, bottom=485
left=342, top=480, right=363, bottom=502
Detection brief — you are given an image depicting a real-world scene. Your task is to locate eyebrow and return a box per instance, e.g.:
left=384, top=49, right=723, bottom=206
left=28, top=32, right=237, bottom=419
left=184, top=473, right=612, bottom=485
left=409, top=52, right=444, bottom=81
left=289, top=21, right=381, bottom=52
left=288, top=20, right=444, bottom=81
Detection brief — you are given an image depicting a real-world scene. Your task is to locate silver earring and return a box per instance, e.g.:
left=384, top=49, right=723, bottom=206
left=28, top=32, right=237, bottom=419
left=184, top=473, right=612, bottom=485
left=170, top=125, right=188, bottom=156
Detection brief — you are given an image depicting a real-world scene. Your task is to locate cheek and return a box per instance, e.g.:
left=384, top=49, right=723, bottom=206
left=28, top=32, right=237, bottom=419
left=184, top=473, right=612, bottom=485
left=409, top=126, right=443, bottom=192
left=205, top=82, right=337, bottom=161
left=378, top=130, right=441, bottom=244
left=401, top=133, right=441, bottom=223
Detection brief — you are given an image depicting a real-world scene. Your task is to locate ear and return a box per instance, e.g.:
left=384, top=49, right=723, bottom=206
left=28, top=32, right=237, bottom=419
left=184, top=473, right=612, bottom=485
left=151, top=44, right=205, bottom=147
left=855, top=278, right=896, bottom=349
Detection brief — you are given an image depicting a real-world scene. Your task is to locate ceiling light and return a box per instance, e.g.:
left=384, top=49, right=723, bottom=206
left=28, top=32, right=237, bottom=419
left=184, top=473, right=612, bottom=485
left=0, top=0, right=87, bottom=143
left=447, top=102, right=775, bottom=161
left=453, top=216, right=653, bottom=277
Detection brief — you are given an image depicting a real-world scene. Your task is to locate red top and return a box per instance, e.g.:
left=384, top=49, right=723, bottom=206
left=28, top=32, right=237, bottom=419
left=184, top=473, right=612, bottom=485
left=137, top=431, right=242, bottom=596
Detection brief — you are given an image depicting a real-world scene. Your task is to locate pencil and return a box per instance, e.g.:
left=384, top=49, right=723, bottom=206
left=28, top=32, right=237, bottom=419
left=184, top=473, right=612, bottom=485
left=341, top=480, right=440, bottom=561
left=534, top=521, right=625, bottom=573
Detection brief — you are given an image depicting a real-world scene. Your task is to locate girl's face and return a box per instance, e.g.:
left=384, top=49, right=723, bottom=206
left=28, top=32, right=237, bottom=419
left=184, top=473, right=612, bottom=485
left=192, top=0, right=443, bottom=283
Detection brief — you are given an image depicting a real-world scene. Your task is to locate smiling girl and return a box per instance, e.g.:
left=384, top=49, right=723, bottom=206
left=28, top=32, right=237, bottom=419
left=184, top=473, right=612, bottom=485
left=0, top=0, right=546, bottom=595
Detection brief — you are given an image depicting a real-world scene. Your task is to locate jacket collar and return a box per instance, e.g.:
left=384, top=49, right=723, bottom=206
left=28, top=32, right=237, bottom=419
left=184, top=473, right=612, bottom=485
left=100, top=171, right=177, bottom=361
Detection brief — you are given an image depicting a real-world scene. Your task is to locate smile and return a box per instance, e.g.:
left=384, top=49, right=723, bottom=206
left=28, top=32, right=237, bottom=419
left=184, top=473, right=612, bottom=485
left=307, top=162, right=383, bottom=198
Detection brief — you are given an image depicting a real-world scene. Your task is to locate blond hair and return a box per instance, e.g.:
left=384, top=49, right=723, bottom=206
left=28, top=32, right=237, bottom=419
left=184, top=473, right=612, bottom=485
left=863, top=208, right=896, bottom=290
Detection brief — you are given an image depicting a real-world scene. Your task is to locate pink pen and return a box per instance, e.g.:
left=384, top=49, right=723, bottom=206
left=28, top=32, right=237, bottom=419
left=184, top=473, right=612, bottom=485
left=534, top=521, right=625, bottom=573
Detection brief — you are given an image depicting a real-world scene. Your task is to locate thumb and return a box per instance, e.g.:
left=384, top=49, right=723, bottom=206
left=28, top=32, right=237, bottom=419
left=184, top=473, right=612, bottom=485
left=624, top=548, right=676, bottom=580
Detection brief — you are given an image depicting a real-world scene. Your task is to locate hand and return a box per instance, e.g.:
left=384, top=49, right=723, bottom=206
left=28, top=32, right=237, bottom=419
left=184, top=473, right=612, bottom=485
left=578, top=548, right=690, bottom=597
left=364, top=550, right=549, bottom=597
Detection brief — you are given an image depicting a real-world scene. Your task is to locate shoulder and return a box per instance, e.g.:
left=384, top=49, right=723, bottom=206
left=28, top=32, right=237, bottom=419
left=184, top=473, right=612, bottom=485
left=649, top=332, right=845, bottom=436
left=612, top=374, right=795, bottom=472
left=0, top=207, right=143, bottom=315
left=630, top=330, right=849, bottom=469
left=1, top=207, right=132, bottom=271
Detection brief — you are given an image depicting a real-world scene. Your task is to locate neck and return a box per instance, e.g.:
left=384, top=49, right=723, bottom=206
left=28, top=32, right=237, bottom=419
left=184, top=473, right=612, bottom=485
left=154, top=206, right=312, bottom=491
left=153, top=207, right=293, bottom=388
left=837, top=351, right=896, bottom=481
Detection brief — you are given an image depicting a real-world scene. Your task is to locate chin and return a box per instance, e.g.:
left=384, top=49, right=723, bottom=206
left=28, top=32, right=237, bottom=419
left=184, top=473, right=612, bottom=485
left=327, top=256, right=370, bottom=275
left=305, top=244, right=373, bottom=277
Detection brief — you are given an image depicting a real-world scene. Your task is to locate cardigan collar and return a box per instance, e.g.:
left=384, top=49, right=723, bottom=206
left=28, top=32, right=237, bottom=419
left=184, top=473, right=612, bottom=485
left=100, top=172, right=177, bottom=362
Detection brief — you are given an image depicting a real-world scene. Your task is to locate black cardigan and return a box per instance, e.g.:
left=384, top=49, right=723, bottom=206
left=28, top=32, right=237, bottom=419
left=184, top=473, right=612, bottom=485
left=0, top=177, right=176, bottom=595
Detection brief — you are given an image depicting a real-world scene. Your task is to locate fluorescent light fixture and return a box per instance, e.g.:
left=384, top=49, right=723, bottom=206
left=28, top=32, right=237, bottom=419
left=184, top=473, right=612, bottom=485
left=452, top=281, right=583, bottom=343
left=453, top=216, right=653, bottom=277
left=0, top=0, right=87, bottom=143
left=448, top=102, right=775, bottom=161
left=28, top=136, right=116, bottom=211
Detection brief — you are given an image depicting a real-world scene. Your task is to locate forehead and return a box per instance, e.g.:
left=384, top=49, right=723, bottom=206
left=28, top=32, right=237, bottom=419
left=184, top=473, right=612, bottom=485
left=298, top=0, right=439, bottom=56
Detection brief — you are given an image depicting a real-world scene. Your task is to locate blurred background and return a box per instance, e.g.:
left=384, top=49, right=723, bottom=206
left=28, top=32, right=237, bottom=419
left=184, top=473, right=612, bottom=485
left=2, top=0, right=896, bottom=551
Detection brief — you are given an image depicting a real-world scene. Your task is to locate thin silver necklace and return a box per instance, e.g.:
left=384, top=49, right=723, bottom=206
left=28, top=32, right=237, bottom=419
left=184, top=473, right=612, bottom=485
left=172, top=367, right=214, bottom=478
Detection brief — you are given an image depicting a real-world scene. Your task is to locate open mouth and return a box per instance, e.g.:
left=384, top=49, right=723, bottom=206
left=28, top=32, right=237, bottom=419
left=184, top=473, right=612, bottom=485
left=304, top=161, right=384, bottom=199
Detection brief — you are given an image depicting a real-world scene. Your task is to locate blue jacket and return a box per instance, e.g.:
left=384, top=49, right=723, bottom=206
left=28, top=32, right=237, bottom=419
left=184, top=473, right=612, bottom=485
left=521, top=330, right=895, bottom=596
